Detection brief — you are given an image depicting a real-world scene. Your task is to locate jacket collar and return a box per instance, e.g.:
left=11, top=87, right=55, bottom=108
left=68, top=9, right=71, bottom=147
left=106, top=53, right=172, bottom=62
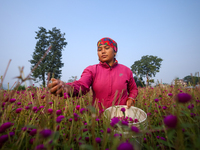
left=99, top=59, right=118, bottom=69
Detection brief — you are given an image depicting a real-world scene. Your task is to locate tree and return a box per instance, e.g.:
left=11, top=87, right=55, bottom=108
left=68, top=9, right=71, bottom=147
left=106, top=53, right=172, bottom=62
left=183, top=75, right=200, bottom=85
left=131, top=55, right=163, bottom=86
left=67, top=76, right=77, bottom=83
left=29, top=27, right=67, bottom=87
left=134, top=76, right=146, bottom=87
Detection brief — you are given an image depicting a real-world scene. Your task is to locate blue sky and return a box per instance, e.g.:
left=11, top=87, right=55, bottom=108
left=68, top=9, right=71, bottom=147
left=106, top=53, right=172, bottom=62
left=0, top=0, right=200, bottom=88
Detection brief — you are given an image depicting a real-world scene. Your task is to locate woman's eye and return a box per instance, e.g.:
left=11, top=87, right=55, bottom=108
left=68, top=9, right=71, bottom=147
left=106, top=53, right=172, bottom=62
left=105, top=46, right=110, bottom=49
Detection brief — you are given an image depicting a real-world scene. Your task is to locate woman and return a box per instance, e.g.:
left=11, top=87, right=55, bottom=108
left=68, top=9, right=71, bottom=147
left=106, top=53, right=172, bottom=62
left=48, top=37, right=138, bottom=110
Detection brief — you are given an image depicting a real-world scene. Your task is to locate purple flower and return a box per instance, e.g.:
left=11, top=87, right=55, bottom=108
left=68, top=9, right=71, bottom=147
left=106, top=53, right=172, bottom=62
left=2, top=102, right=5, bottom=107
left=163, top=106, right=167, bottom=110
left=17, top=102, right=21, bottom=105
left=164, top=115, right=178, bottom=128
left=0, top=132, right=15, bottom=144
left=85, top=137, right=89, bottom=141
left=48, top=109, right=53, bottom=114
left=74, top=113, right=79, bottom=118
left=56, top=110, right=62, bottom=115
left=33, top=107, right=37, bottom=112
left=10, top=98, right=16, bottom=103
left=154, top=99, right=159, bottom=102
left=22, top=127, right=27, bottom=131
left=122, top=120, right=128, bottom=126
left=147, top=113, right=151, bottom=116
left=168, top=93, right=173, bottom=96
left=56, top=115, right=65, bottom=123
left=176, top=93, right=192, bottom=103
left=95, top=137, right=101, bottom=143
left=40, top=129, right=52, bottom=138
left=36, top=144, right=46, bottom=150
left=16, top=108, right=23, bottom=113
left=114, top=134, right=120, bottom=137
left=39, top=106, right=44, bottom=109
left=29, top=129, right=37, bottom=136
left=25, top=106, right=31, bottom=110
left=41, top=95, right=45, bottom=99
left=100, top=130, right=104, bottom=133
left=80, top=108, right=85, bottom=114
left=69, top=118, right=73, bottom=122
left=117, top=142, right=134, bottom=150
left=96, top=118, right=99, bottom=122
left=0, top=122, right=13, bottom=133
left=131, top=126, right=139, bottom=133
left=110, top=117, right=120, bottom=127
left=83, top=128, right=88, bottom=132
left=160, top=137, right=166, bottom=141
left=48, top=102, right=53, bottom=105
left=29, top=138, right=35, bottom=144
left=107, top=128, right=111, bottom=133
left=121, top=107, right=126, bottom=112
left=76, top=105, right=80, bottom=110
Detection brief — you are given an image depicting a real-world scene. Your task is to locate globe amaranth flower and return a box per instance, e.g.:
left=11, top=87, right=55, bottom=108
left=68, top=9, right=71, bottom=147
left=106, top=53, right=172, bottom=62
left=0, top=122, right=13, bottom=133
left=48, top=109, right=53, bottom=114
left=41, top=95, right=45, bottom=99
left=83, top=128, right=88, bottom=132
left=164, top=115, right=178, bottom=128
left=114, top=134, right=120, bottom=137
left=76, top=105, right=80, bottom=110
left=162, top=106, right=167, bottom=110
left=80, top=108, right=85, bottom=114
left=0, top=132, right=15, bottom=144
left=121, top=107, right=126, bottom=112
left=16, top=108, right=23, bottom=113
left=95, top=137, right=101, bottom=143
left=107, top=128, right=111, bottom=133
left=39, top=106, right=44, bottom=110
left=17, top=102, right=21, bottom=105
left=32, top=107, right=37, bottom=112
left=154, top=98, right=159, bottom=102
left=10, top=98, right=16, bottom=103
left=168, top=93, right=173, bottom=96
left=56, top=115, right=65, bottom=123
left=40, top=129, right=52, bottom=138
left=29, top=129, right=37, bottom=136
left=36, top=144, right=46, bottom=150
left=29, top=138, right=35, bottom=144
left=85, top=137, right=89, bottom=142
left=176, top=93, right=192, bottom=103
left=56, top=110, right=62, bottom=115
left=122, top=120, right=128, bottom=126
left=110, top=117, right=120, bottom=127
left=131, top=126, right=139, bottom=133
left=160, top=137, right=166, bottom=141
left=117, top=142, right=134, bottom=150
left=74, top=113, right=79, bottom=118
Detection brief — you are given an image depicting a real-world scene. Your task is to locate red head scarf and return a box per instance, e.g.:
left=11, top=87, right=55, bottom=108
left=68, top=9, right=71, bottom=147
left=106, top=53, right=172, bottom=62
left=97, top=37, right=118, bottom=52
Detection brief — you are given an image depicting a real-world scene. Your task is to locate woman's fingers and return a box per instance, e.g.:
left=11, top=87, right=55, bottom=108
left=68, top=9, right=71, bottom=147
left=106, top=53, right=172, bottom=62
left=126, top=99, right=133, bottom=109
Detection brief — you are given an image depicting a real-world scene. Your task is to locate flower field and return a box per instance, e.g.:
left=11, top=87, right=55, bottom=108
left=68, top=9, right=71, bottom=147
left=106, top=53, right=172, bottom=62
left=0, top=84, right=200, bottom=150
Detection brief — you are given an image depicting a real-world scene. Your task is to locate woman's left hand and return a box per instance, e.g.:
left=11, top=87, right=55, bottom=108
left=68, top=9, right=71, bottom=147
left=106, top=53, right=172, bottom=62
left=126, top=98, right=135, bottom=109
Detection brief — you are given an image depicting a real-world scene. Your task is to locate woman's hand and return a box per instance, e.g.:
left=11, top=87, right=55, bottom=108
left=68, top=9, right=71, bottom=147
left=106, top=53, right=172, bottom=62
left=47, top=78, right=69, bottom=96
left=126, top=98, right=135, bottom=109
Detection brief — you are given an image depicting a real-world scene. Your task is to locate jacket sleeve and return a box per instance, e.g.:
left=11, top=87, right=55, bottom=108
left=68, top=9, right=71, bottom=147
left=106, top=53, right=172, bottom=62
left=66, top=66, right=94, bottom=97
left=127, top=70, right=138, bottom=99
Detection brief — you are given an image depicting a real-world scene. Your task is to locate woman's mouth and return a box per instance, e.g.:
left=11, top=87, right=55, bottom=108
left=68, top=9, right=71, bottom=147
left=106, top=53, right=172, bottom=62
left=102, top=55, right=107, bottom=58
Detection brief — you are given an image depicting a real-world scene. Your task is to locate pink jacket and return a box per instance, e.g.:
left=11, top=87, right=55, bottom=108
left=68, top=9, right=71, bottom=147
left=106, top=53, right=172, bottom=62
left=66, top=60, right=138, bottom=109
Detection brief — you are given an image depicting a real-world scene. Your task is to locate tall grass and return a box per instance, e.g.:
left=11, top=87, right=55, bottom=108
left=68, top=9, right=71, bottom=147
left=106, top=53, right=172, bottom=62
left=0, top=83, right=199, bottom=150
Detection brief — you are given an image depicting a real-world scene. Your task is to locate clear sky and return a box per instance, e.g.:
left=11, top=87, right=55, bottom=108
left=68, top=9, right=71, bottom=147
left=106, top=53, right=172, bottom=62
left=0, top=0, right=200, bottom=88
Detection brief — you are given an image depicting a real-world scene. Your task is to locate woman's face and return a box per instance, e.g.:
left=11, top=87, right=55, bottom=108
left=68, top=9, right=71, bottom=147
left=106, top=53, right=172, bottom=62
left=97, top=45, right=116, bottom=65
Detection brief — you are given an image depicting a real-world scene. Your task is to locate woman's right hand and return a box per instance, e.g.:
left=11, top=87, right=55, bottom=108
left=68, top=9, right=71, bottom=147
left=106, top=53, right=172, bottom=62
left=47, top=78, right=69, bottom=96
